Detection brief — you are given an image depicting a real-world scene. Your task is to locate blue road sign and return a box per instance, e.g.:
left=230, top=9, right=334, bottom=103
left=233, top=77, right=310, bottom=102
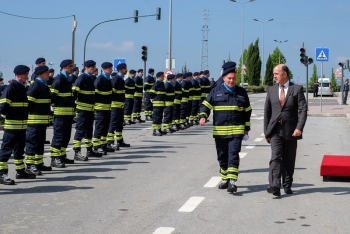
left=113, top=58, right=126, bottom=71
left=315, top=48, right=329, bottom=62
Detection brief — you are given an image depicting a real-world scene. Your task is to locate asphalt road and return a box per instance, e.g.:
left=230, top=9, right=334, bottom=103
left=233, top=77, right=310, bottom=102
left=0, top=93, right=350, bottom=234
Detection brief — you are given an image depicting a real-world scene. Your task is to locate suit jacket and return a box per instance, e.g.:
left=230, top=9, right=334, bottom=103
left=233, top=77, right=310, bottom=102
left=264, top=83, right=307, bottom=140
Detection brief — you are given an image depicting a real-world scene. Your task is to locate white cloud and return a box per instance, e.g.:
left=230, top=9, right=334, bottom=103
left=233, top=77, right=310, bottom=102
left=88, top=41, right=134, bottom=52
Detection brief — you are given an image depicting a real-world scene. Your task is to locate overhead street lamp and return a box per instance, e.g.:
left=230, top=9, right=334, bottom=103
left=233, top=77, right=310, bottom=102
left=48, top=62, right=54, bottom=68
left=230, top=0, right=255, bottom=86
left=274, top=39, right=288, bottom=64
left=253, top=18, right=273, bottom=86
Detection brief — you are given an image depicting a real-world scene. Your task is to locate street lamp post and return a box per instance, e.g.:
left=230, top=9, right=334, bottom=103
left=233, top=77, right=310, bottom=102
left=168, top=0, right=173, bottom=70
left=253, top=18, right=273, bottom=86
left=72, top=15, right=77, bottom=66
left=274, top=39, right=288, bottom=64
left=230, top=0, right=255, bottom=86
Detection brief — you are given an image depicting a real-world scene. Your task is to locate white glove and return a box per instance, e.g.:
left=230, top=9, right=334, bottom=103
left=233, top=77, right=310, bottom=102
left=243, top=134, right=249, bottom=141
left=151, top=99, right=153, bottom=103
left=50, top=106, right=54, bottom=111
left=1, top=114, right=5, bottom=118
left=75, top=101, right=78, bottom=104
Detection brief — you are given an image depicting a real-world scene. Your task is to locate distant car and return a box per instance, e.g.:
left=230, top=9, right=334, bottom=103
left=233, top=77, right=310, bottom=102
left=318, top=78, right=333, bottom=96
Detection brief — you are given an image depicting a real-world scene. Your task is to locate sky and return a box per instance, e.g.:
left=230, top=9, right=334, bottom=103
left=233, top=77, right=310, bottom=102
left=0, top=0, right=350, bottom=85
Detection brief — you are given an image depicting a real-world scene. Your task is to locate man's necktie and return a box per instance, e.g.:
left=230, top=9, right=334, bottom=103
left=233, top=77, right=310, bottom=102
left=280, top=85, right=285, bottom=106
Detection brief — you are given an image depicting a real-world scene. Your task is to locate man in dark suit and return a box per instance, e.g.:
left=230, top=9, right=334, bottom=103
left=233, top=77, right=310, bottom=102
left=264, top=64, right=307, bottom=196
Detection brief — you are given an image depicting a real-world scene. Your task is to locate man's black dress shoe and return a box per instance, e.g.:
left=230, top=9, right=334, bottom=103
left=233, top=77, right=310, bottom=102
left=267, top=186, right=281, bottom=196
left=284, top=187, right=293, bottom=194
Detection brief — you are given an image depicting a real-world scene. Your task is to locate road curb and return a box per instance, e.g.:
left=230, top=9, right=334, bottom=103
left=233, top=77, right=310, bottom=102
left=307, top=113, right=346, bottom=117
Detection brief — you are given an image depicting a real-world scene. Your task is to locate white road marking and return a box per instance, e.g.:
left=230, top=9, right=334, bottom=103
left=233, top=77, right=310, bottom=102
left=246, top=144, right=257, bottom=149
left=178, top=197, right=205, bottom=212
left=145, top=127, right=152, bottom=130
left=257, top=100, right=263, bottom=102
left=250, top=102, right=255, bottom=104
left=261, top=133, right=265, bottom=136
left=251, top=117, right=264, bottom=120
left=251, top=114, right=257, bottom=116
left=254, top=138, right=263, bottom=142
left=239, top=152, right=248, bottom=158
left=153, top=227, right=175, bottom=234
left=204, top=176, right=222, bottom=188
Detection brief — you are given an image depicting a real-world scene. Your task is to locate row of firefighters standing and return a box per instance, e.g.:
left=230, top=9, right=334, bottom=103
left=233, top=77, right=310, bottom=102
left=0, top=59, right=212, bottom=185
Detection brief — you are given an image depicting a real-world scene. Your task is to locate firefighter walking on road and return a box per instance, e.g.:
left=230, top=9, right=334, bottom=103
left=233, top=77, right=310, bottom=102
left=179, top=73, right=190, bottom=130
left=172, top=73, right=183, bottom=131
left=190, top=72, right=201, bottom=125
left=0, top=65, right=36, bottom=185
left=163, top=74, right=176, bottom=134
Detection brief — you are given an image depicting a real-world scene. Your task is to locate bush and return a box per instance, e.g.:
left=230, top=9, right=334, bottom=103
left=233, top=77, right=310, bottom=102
left=243, top=86, right=265, bottom=93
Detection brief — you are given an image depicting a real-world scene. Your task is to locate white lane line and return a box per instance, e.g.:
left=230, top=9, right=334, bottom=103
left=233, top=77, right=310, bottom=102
left=153, top=227, right=175, bottom=234
left=257, top=100, right=263, bottom=102
left=239, top=152, right=247, bottom=158
left=178, top=197, right=205, bottom=212
left=261, top=133, right=265, bottom=137
left=250, top=102, right=255, bottom=104
left=254, top=138, right=263, bottom=142
left=145, top=127, right=152, bottom=130
left=204, top=176, right=221, bottom=188
left=246, top=144, right=257, bottom=149
left=251, top=114, right=257, bottom=116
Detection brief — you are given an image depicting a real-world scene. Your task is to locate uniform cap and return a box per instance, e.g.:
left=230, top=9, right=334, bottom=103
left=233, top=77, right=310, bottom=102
left=13, top=65, right=30, bottom=75
left=156, top=72, right=164, bottom=77
left=101, top=62, right=113, bottom=69
left=199, top=71, right=204, bottom=75
left=129, top=69, right=136, bottom=74
left=48, top=68, right=55, bottom=73
left=148, top=68, right=155, bottom=73
left=60, top=59, right=73, bottom=68
left=137, top=69, right=143, bottom=73
left=203, top=70, right=210, bottom=75
left=35, top=58, right=45, bottom=64
left=34, top=66, right=49, bottom=75
left=176, top=73, right=183, bottom=78
left=222, top=62, right=236, bottom=69
left=193, top=72, right=199, bottom=76
left=222, top=62, right=237, bottom=77
left=116, top=63, right=127, bottom=70
left=187, top=72, right=193, bottom=77
left=84, top=60, right=96, bottom=67
left=167, top=74, right=175, bottom=79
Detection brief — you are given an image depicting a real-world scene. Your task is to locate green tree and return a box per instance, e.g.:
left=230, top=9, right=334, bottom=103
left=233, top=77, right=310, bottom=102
left=236, top=49, right=248, bottom=85
left=309, top=64, right=318, bottom=89
left=331, top=68, right=337, bottom=92
left=270, top=47, right=293, bottom=79
left=264, top=54, right=274, bottom=86
left=246, top=39, right=262, bottom=86
left=182, top=63, right=188, bottom=74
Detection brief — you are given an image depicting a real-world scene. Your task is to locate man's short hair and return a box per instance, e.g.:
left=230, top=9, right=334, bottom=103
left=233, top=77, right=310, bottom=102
left=282, top=65, right=289, bottom=76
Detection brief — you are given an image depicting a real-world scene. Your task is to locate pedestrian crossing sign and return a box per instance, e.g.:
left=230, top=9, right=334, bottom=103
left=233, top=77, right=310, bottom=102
left=113, top=58, right=126, bottom=71
left=315, top=48, right=329, bottom=62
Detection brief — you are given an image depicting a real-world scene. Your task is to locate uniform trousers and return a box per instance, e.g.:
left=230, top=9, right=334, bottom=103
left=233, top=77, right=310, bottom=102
left=133, top=97, right=142, bottom=119
left=124, top=98, right=134, bottom=121
left=215, top=136, right=243, bottom=181
left=26, top=125, right=47, bottom=166
left=152, top=106, right=164, bottom=130
left=180, top=102, right=188, bottom=124
left=190, top=100, right=200, bottom=121
left=0, top=130, right=26, bottom=174
left=107, top=108, right=124, bottom=143
left=93, top=110, right=111, bottom=149
left=73, top=110, right=94, bottom=151
left=51, top=116, right=74, bottom=158
left=269, top=124, right=297, bottom=189
left=163, top=105, right=173, bottom=129
left=144, top=93, right=153, bottom=116
left=187, top=100, right=193, bottom=121
left=172, top=103, right=181, bottom=124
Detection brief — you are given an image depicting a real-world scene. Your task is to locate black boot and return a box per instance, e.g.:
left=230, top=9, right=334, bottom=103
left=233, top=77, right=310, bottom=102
left=16, top=170, right=36, bottom=179
left=218, top=180, right=229, bottom=189
left=107, top=142, right=120, bottom=151
left=87, top=148, right=103, bottom=157
left=134, top=118, right=142, bottom=124
left=179, top=124, right=186, bottom=130
left=37, top=164, right=52, bottom=171
left=227, top=179, right=237, bottom=193
left=51, top=157, right=65, bottom=168
left=171, top=125, right=178, bottom=132
left=105, top=145, right=115, bottom=152
left=124, top=120, right=131, bottom=125
left=189, top=120, right=194, bottom=126
left=26, top=164, right=42, bottom=176
left=130, top=120, right=136, bottom=124
left=146, top=116, right=152, bottom=121
left=74, top=150, right=88, bottom=161
left=160, top=129, right=167, bottom=135
left=0, top=174, right=15, bottom=185
left=153, top=129, right=162, bottom=136
left=117, top=140, right=130, bottom=147
left=62, top=155, right=74, bottom=164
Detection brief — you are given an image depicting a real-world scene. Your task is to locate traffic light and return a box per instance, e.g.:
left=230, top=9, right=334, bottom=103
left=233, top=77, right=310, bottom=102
left=308, top=57, right=313, bottom=64
left=300, top=48, right=306, bottom=63
left=156, top=7, right=161, bottom=20
left=142, top=46, right=148, bottom=61
left=134, top=10, right=138, bottom=23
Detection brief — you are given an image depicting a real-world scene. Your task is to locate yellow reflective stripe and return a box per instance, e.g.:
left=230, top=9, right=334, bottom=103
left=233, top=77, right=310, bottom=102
left=165, top=93, right=175, bottom=96
left=28, top=115, right=50, bottom=120
left=150, top=90, right=166, bottom=95
left=95, top=89, right=112, bottom=95
left=79, top=90, right=95, bottom=95
left=95, top=103, right=111, bottom=110
left=245, top=122, right=251, bottom=127
left=57, top=92, right=73, bottom=97
left=0, top=98, right=12, bottom=104
left=77, top=102, right=94, bottom=111
left=145, top=89, right=151, bottom=92
left=10, top=102, right=28, bottom=107
left=134, top=93, right=143, bottom=97
left=125, top=94, right=134, bottom=98
left=175, top=91, right=182, bottom=94
left=212, top=106, right=244, bottom=111
left=153, top=100, right=165, bottom=106
left=28, top=120, right=50, bottom=124
left=50, top=88, right=59, bottom=94
left=193, top=97, right=201, bottom=100
left=72, top=86, right=79, bottom=91
left=182, top=89, right=189, bottom=92
left=111, top=101, right=124, bottom=108
left=199, top=112, right=208, bottom=118
left=125, top=86, right=135, bottom=89
left=112, top=88, right=125, bottom=94
left=4, top=124, right=27, bottom=130
left=5, top=119, right=27, bottom=124
left=27, top=96, right=51, bottom=103
left=245, top=106, right=252, bottom=112
left=174, top=100, right=181, bottom=104
left=165, top=101, right=173, bottom=106
left=213, top=125, right=245, bottom=135
left=202, top=100, right=213, bottom=110
left=135, top=84, right=143, bottom=88
left=54, top=107, right=75, bottom=115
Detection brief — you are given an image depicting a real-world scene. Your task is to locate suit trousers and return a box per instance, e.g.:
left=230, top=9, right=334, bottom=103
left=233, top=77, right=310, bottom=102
left=133, top=97, right=142, bottom=118
left=144, top=93, right=153, bottom=116
left=0, top=130, right=26, bottom=174
left=269, top=124, right=297, bottom=189
left=51, top=116, right=73, bottom=158
left=26, top=125, right=47, bottom=165
left=73, top=110, right=94, bottom=150
left=124, top=98, right=134, bottom=120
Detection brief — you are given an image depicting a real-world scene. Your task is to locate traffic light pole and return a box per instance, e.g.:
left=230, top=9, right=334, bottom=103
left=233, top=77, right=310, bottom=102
left=305, top=58, right=309, bottom=110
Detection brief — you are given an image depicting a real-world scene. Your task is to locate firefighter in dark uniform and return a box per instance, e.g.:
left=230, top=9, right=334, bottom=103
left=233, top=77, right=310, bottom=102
left=179, top=73, right=190, bottom=130
left=144, top=68, right=155, bottom=121
left=73, top=60, right=102, bottom=160
left=0, top=65, right=36, bottom=185
left=212, top=63, right=235, bottom=89
left=190, top=72, right=201, bottom=125
left=133, top=69, right=145, bottom=123
left=107, top=63, right=130, bottom=148
left=172, top=73, right=183, bottom=131
left=25, top=66, right=52, bottom=176
left=186, top=73, right=194, bottom=127
left=199, top=62, right=252, bottom=193
left=150, top=72, right=166, bottom=136
left=93, top=62, right=115, bottom=155
left=50, top=59, right=76, bottom=168
left=30, top=57, right=46, bottom=83
left=124, top=69, right=136, bottom=125
left=163, top=74, right=176, bottom=134
left=48, top=69, right=55, bottom=88
left=71, top=67, right=79, bottom=84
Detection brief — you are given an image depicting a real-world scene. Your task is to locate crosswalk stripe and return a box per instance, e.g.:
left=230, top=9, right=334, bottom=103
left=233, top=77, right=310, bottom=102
left=153, top=227, right=175, bottom=234
left=178, top=197, right=205, bottom=212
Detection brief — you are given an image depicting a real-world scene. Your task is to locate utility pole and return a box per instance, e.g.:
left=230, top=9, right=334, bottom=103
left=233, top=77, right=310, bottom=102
left=201, top=10, right=209, bottom=71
